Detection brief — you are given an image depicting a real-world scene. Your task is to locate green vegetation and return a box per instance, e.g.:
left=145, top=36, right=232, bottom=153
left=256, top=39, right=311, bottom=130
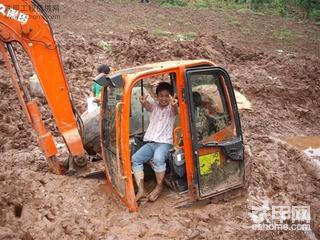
left=229, top=19, right=241, bottom=27
left=176, top=32, right=198, bottom=40
left=153, top=30, right=176, bottom=37
left=156, top=0, right=320, bottom=22
left=98, top=40, right=112, bottom=51
left=153, top=30, right=197, bottom=40
left=272, top=29, right=297, bottom=41
left=161, top=0, right=188, bottom=7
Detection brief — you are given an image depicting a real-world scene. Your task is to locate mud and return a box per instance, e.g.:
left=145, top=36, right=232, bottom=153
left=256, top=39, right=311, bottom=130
left=1, top=0, right=320, bottom=239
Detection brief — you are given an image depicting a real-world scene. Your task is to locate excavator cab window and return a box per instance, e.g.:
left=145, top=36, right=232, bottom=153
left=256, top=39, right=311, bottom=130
left=188, top=71, right=233, bottom=142
left=129, top=79, right=153, bottom=158
left=101, top=83, right=125, bottom=195
left=129, top=81, right=152, bottom=137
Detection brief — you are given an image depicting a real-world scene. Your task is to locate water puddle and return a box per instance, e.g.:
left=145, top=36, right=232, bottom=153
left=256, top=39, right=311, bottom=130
left=285, top=136, right=320, bottom=150
left=285, top=136, right=320, bottom=181
left=285, top=136, right=320, bottom=161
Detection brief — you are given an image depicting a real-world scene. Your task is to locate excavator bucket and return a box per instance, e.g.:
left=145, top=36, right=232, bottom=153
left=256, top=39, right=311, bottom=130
left=81, top=108, right=101, bottom=155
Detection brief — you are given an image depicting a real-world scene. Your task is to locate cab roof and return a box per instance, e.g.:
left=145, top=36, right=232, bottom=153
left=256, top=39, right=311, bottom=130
left=111, top=59, right=215, bottom=79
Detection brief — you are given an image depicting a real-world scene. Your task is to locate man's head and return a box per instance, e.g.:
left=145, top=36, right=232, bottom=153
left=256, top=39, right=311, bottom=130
left=192, top=91, right=202, bottom=107
left=156, top=82, right=174, bottom=107
left=97, top=64, right=110, bottom=74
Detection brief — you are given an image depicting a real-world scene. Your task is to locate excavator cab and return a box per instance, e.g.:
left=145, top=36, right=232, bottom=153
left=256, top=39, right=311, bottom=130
left=100, top=60, right=244, bottom=212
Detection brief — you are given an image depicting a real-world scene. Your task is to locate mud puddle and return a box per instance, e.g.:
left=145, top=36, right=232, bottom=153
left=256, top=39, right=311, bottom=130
left=285, top=136, right=320, bottom=150
left=285, top=136, right=320, bottom=161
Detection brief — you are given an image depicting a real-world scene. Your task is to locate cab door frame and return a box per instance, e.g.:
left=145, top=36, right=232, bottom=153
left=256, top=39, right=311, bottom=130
left=184, top=66, right=245, bottom=199
left=100, top=75, right=138, bottom=212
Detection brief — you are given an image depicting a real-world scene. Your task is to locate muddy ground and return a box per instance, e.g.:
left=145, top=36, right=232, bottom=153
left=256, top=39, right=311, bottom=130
left=0, top=0, right=320, bottom=239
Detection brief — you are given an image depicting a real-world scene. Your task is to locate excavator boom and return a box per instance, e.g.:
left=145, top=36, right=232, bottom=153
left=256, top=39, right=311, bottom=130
left=0, top=0, right=86, bottom=173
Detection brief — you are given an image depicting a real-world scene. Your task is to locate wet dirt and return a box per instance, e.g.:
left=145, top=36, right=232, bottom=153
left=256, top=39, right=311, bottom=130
left=0, top=0, right=320, bottom=239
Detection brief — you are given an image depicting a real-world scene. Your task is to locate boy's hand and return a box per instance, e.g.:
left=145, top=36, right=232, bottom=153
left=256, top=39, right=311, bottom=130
left=170, top=94, right=178, bottom=106
left=140, top=95, right=149, bottom=104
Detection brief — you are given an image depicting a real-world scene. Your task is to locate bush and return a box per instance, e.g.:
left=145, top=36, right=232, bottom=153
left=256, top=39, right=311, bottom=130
left=310, top=9, right=320, bottom=22
left=161, top=0, right=188, bottom=7
left=158, top=0, right=320, bottom=21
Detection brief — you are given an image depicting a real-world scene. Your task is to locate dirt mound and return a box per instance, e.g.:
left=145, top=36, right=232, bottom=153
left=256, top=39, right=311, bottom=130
left=110, top=29, right=266, bottom=67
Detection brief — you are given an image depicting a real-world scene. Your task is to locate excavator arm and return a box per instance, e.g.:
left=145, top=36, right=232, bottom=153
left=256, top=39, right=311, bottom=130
left=0, top=0, right=86, bottom=174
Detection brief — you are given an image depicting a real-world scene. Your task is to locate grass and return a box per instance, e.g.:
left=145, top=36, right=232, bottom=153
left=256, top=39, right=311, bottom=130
left=194, top=0, right=214, bottom=9
left=153, top=30, right=176, bottom=38
left=229, top=19, right=241, bottom=28
left=229, top=19, right=251, bottom=35
left=176, top=32, right=198, bottom=40
left=272, top=29, right=297, bottom=41
left=236, top=7, right=256, bottom=14
left=227, top=17, right=253, bottom=35
left=153, top=30, right=197, bottom=41
left=161, top=0, right=188, bottom=8
left=153, top=0, right=318, bottom=22
left=239, top=27, right=252, bottom=35
left=98, top=40, right=112, bottom=50
left=157, top=14, right=167, bottom=20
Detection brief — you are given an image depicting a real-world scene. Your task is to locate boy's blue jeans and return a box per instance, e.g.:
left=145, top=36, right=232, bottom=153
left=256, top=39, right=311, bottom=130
left=132, top=142, right=172, bottom=173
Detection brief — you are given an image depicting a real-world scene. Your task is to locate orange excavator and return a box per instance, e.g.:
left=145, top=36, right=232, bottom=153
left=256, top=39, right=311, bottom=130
left=0, top=0, right=245, bottom=212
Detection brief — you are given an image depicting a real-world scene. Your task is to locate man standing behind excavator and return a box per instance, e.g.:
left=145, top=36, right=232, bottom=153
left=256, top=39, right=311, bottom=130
left=92, top=64, right=110, bottom=104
